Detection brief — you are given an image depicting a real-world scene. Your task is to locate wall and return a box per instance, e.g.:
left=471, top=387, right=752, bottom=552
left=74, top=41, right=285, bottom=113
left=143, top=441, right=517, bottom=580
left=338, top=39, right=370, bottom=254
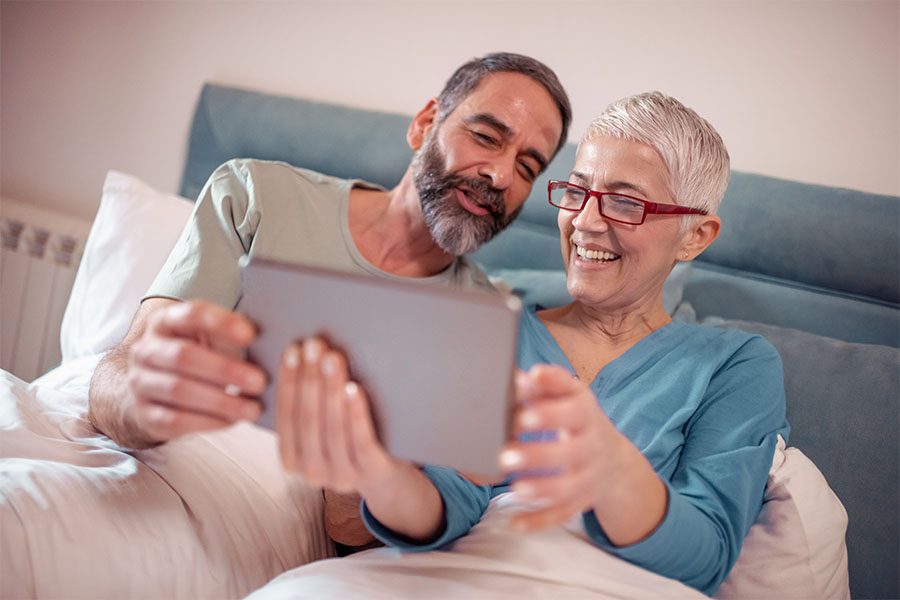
left=2, top=0, right=898, bottom=221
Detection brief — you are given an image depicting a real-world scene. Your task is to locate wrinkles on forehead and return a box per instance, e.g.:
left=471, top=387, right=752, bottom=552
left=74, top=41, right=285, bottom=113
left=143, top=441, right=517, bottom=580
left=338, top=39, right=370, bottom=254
left=574, top=136, right=673, bottom=203
left=568, top=170, right=652, bottom=200
left=463, top=112, right=551, bottom=173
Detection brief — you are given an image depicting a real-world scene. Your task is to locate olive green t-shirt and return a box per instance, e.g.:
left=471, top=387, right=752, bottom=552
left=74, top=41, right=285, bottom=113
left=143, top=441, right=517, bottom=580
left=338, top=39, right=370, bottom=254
left=145, top=159, right=494, bottom=307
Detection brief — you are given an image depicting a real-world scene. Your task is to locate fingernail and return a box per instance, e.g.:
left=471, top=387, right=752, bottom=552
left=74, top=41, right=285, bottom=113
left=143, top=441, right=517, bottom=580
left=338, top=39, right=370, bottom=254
left=344, top=381, right=359, bottom=400
left=149, top=405, right=171, bottom=425
left=321, top=354, right=337, bottom=376
left=515, top=371, right=529, bottom=392
left=224, top=384, right=242, bottom=397
left=499, top=449, right=523, bottom=469
left=303, top=339, right=322, bottom=363
left=235, top=320, right=254, bottom=340
left=515, top=371, right=536, bottom=401
left=284, top=345, right=300, bottom=369
left=519, top=409, right=540, bottom=429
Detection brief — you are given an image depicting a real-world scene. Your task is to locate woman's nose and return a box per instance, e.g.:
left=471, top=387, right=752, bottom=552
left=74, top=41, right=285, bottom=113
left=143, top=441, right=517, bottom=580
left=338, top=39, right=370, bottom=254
left=572, top=196, right=609, bottom=231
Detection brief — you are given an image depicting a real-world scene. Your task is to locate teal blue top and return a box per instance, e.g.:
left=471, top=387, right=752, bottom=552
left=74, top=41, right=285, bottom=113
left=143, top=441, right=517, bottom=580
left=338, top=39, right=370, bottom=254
left=362, top=308, right=789, bottom=596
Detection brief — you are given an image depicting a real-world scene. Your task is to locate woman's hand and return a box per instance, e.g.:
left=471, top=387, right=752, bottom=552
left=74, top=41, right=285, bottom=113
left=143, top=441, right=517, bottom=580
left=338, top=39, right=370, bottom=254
left=275, top=336, right=405, bottom=495
left=501, top=365, right=667, bottom=544
left=276, top=337, right=446, bottom=543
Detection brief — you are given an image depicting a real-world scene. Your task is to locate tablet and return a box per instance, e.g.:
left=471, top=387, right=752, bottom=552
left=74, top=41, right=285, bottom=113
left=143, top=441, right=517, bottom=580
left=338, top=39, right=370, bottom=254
left=239, top=257, right=521, bottom=478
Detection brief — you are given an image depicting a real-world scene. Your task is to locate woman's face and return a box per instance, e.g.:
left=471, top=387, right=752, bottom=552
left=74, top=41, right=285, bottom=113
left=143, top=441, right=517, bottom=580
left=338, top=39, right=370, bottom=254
left=558, top=135, right=688, bottom=312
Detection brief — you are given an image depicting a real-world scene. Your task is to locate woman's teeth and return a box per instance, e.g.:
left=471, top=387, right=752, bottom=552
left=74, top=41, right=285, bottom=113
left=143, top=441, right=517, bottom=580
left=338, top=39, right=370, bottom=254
left=576, top=245, right=620, bottom=262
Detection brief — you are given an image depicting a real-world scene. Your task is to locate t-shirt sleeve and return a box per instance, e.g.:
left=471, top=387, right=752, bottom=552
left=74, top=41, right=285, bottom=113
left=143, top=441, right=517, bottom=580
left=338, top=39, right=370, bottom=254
left=582, top=335, right=789, bottom=596
left=360, top=465, right=492, bottom=551
left=143, top=160, right=258, bottom=308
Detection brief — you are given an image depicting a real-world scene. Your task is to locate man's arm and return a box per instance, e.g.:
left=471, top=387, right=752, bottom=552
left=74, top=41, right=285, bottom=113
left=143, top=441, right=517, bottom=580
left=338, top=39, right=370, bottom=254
left=88, top=298, right=268, bottom=449
left=323, top=490, right=378, bottom=548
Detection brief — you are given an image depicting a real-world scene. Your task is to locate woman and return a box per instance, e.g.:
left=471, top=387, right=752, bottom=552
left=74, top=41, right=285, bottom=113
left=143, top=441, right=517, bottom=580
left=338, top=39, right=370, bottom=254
left=273, top=92, right=788, bottom=596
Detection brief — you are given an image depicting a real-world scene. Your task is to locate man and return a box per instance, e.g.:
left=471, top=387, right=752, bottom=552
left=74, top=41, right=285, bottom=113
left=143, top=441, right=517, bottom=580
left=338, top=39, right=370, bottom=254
left=87, top=52, right=571, bottom=547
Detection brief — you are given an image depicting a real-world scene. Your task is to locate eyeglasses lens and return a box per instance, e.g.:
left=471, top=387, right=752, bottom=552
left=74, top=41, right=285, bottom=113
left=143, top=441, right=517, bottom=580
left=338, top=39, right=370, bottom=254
left=550, top=183, right=586, bottom=210
left=602, top=194, right=645, bottom=224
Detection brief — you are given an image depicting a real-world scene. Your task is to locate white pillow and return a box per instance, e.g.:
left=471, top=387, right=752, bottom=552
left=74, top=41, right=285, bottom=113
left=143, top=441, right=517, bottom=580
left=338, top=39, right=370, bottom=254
left=717, top=436, right=850, bottom=599
left=60, top=171, right=194, bottom=362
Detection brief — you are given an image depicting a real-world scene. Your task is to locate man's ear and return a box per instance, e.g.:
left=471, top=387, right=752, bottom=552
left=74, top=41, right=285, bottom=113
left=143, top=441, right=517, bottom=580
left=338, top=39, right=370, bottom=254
left=407, top=98, right=439, bottom=151
left=679, top=214, right=721, bottom=261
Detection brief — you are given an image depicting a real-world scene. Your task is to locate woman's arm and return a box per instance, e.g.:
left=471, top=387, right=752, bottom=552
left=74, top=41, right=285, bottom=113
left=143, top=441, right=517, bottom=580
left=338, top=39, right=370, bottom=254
left=504, top=337, right=788, bottom=595
left=503, top=367, right=668, bottom=545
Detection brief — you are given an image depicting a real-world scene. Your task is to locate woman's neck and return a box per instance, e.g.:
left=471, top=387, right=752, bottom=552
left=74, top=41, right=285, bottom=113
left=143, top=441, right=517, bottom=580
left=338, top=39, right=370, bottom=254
left=537, top=300, right=672, bottom=382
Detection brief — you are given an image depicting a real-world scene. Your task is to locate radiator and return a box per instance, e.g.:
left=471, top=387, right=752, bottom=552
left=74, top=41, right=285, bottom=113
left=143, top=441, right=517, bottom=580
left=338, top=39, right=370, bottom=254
left=0, top=199, right=90, bottom=382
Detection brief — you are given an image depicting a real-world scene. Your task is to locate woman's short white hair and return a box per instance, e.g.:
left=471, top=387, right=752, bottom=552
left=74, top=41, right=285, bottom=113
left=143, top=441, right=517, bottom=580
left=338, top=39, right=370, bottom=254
left=585, top=92, right=730, bottom=222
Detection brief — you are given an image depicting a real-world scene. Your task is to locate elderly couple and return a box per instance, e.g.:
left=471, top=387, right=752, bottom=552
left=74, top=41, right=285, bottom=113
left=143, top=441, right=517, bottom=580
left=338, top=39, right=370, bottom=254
left=88, top=53, right=787, bottom=596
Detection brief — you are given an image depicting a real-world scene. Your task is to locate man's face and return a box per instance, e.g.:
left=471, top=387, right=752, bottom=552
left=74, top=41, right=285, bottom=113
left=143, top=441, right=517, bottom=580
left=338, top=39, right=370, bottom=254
left=411, top=72, right=562, bottom=255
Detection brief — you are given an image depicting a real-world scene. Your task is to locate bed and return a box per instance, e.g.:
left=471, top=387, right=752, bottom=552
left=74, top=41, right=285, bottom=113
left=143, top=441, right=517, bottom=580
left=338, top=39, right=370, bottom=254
left=2, top=83, right=898, bottom=599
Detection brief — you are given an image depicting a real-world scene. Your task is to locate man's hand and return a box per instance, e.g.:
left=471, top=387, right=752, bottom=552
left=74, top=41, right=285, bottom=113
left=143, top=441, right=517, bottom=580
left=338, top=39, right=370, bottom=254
left=89, top=298, right=268, bottom=448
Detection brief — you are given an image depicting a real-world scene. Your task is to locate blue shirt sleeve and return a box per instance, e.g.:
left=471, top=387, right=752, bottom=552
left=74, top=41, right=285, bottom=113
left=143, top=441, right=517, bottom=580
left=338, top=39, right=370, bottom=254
left=582, top=335, right=789, bottom=596
left=361, top=465, right=492, bottom=551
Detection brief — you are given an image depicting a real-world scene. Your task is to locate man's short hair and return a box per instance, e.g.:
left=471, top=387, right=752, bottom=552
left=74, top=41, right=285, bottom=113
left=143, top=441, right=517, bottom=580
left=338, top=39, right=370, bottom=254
left=436, top=52, right=572, bottom=161
left=585, top=91, right=730, bottom=220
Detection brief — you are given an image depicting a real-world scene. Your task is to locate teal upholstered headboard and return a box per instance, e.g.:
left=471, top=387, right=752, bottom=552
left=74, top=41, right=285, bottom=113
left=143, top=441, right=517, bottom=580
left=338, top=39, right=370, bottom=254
left=180, top=83, right=899, bottom=599
left=181, top=83, right=900, bottom=347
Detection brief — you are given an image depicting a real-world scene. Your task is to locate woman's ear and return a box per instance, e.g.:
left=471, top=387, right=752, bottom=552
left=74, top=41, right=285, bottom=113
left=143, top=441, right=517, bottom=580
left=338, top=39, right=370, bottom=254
left=407, top=98, right=439, bottom=150
left=679, top=215, right=721, bottom=261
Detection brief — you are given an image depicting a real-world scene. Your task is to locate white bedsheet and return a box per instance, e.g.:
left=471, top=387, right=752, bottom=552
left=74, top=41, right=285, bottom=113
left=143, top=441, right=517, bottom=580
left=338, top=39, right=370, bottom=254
left=0, top=358, right=333, bottom=599
left=249, top=492, right=705, bottom=599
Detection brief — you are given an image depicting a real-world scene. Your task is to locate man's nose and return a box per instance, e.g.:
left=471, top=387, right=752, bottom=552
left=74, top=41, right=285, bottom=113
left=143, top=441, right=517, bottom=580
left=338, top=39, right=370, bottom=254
left=478, top=154, right=515, bottom=190
left=572, top=196, right=609, bottom=231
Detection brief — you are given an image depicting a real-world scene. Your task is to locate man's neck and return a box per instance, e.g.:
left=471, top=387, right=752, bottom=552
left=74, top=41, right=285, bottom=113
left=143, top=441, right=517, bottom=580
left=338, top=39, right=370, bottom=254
left=347, top=171, right=457, bottom=277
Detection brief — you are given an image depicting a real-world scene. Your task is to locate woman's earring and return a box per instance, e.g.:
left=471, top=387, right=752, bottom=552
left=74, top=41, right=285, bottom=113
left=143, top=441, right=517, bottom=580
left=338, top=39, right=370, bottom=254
left=682, top=252, right=689, bottom=260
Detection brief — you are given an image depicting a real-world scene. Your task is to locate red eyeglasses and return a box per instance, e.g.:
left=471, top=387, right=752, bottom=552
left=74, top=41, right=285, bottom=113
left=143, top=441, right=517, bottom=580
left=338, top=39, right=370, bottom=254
left=548, top=180, right=707, bottom=225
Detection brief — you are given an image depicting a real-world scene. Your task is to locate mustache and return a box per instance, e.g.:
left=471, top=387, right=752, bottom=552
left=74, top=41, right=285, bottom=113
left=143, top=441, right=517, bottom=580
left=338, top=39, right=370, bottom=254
left=440, top=175, right=506, bottom=219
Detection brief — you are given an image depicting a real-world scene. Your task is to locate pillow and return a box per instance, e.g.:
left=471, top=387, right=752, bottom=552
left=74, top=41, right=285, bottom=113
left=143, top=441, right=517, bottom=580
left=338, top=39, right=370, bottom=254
left=717, top=436, right=850, bottom=599
left=488, top=262, right=692, bottom=314
left=60, top=171, right=194, bottom=362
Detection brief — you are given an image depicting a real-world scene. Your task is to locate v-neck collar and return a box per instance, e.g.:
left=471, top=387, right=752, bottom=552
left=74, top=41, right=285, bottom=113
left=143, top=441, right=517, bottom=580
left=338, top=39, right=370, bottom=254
left=522, top=306, right=685, bottom=390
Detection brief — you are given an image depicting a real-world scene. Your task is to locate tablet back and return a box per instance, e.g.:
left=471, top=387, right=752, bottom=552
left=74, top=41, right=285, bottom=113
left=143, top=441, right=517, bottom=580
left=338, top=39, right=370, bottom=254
left=240, top=258, right=521, bottom=478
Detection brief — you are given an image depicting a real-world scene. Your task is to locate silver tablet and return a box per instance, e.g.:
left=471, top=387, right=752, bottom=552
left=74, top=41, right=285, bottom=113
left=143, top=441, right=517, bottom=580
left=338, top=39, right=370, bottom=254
left=239, top=257, right=521, bottom=479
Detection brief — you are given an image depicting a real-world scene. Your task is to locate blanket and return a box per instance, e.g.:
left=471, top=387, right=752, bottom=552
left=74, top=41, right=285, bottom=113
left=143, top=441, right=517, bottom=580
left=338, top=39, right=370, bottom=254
left=0, top=358, right=333, bottom=599
left=249, top=492, right=704, bottom=599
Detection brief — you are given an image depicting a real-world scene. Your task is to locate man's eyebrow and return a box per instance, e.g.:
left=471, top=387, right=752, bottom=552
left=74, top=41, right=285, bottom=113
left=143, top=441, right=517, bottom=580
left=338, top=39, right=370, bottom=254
left=464, top=113, right=513, bottom=138
left=464, top=113, right=550, bottom=171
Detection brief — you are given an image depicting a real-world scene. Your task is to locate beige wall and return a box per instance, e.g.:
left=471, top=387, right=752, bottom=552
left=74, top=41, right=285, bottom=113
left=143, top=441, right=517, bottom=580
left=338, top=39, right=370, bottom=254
left=2, top=0, right=898, bottom=221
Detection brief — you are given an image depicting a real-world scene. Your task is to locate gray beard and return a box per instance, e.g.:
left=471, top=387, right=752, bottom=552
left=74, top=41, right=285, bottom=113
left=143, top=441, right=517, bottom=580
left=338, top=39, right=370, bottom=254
left=412, top=136, right=519, bottom=256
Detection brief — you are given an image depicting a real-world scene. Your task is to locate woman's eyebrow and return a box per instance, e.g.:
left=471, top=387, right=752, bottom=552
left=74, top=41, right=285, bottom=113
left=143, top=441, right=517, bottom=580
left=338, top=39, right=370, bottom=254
left=568, top=171, right=590, bottom=185
left=606, top=180, right=651, bottom=198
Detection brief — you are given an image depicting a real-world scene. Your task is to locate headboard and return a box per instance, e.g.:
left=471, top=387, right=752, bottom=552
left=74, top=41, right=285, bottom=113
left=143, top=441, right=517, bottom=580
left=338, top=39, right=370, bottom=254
left=181, top=83, right=900, bottom=347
